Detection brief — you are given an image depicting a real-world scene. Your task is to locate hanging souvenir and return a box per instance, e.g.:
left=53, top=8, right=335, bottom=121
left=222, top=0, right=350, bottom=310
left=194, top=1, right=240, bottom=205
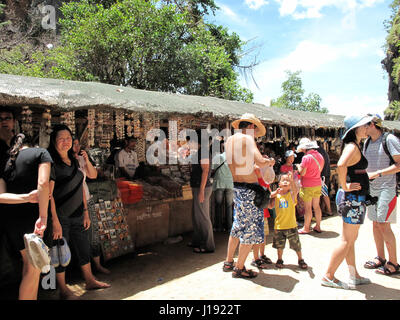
left=42, top=108, right=52, bottom=135
left=133, top=113, right=141, bottom=138
left=101, top=112, right=112, bottom=149
left=88, top=109, right=96, bottom=148
left=115, top=110, right=125, bottom=140
left=21, top=106, right=33, bottom=137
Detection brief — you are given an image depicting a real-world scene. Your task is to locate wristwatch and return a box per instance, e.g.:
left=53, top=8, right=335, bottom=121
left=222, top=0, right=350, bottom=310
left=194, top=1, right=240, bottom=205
left=378, top=171, right=382, bottom=177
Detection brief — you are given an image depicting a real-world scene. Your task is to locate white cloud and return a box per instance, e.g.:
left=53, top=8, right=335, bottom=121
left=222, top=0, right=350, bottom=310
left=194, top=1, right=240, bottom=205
left=322, top=94, right=388, bottom=117
left=245, top=0, right=269, bottom=10
left=218, top=3, right=246, bottom=24
left=274, top=0, right=385, bottom=20
left=241, top=39, right=384, bottom=110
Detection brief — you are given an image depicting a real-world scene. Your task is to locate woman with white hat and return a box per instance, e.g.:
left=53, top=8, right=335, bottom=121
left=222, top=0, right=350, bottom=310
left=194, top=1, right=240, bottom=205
left=295, top=138, right=324, bottom=234
left=321, top=114, right=373, bottom=289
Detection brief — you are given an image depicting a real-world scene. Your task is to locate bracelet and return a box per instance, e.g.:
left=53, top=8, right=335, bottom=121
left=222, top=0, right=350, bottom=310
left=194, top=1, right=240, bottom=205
left=83, top=208, right=88, bottom=212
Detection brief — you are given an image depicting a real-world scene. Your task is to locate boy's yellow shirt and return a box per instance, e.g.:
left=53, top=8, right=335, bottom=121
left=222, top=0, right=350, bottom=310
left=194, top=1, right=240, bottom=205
left=274, top=191, right=297, bottom=230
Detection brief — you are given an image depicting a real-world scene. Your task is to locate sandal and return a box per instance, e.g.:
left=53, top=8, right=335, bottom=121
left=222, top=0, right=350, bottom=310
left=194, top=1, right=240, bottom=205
left=364, top=256, right=386, bottom=269
left=275, top=259, right=284, bottom=269
left=193, top=247, right=214, bottom=254
left=376, top=261, right=400, bottom=276
left=321, top=276, right=349, bottom=290
left=312, top=227, right=322, bottom=233
left=298, top=259, right=308, bottom=269
left=232, top=267, right=257, bottom=279
left=251, top=259, right=269, bottom=269
left=260, top=255, right=272, bottom=264
left=298, top=229, right=311, bottom=234
left=222, top=261, right=235, bottom=272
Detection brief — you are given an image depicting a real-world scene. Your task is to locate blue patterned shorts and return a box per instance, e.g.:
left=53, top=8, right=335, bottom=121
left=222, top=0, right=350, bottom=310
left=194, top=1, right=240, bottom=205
left=230, top=187, right=264, bottom=244
left=338, top=193, right=366, bottom=225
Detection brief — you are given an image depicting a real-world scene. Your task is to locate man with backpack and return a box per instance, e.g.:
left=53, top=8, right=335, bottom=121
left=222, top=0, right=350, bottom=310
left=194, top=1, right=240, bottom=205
left=363, top=114, right=400, bottom=275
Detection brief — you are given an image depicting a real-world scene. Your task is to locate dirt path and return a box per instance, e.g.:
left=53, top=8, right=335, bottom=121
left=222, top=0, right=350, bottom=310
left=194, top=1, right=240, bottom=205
left=36, top=211, right=400, bottom=300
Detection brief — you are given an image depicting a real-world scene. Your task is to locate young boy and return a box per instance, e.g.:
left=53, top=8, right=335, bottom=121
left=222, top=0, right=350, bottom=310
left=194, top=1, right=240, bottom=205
left=251, top=164, right=273, bottom=269
left=269, top=171, right=308, bottom=270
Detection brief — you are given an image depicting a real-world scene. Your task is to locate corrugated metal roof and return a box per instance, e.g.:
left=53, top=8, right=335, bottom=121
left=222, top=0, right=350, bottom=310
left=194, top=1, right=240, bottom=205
left=0, top=73, right=399, bottom=131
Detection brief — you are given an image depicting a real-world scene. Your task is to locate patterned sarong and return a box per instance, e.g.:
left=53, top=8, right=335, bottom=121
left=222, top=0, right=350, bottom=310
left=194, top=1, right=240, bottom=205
left=230, top=186, right=264, bottom=244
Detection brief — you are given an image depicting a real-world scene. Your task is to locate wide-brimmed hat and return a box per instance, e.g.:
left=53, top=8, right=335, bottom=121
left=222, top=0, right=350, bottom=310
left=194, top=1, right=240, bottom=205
left=285, top=150, right=297, bottom=158
left=231, top=113, right=266, bottom=138
left=296, top=138, right=319, bottom=152
left=341, top=114, right=375, bottom=140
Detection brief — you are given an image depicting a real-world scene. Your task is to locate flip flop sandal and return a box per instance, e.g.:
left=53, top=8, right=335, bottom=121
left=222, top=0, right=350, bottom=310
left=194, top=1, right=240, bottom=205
left=298, top=229, right=311, bottom=234
left=364, top=256, right=386, bottom=269
left=313, top=228, right=322, bottom=233
left=223, top=261, right=235, bottom=272
left=251, top=259, right=269, bottom=269
left=232, top=267, right=257, bottom=279
left=260, top=255, right=273, bottom=264
left=376, top=261, right=400, bottom=276
left=298, top=259, right=308, bottom=269
left=275, top=259, right=284, bottom=269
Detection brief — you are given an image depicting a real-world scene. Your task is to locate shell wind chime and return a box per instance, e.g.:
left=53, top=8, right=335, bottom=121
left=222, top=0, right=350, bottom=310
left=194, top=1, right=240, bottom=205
left=87, top=109, right=96, bottom=148
left=42, top=109, right=52, bottom=134
left=96, top=111, right=112, bottom=149
left=21, top=106, right=33, bottom=137
left=132, top=113, right=141, bottom=138
left=115, top=110, right=125, bottom=141
left=60, top=111, right=75, bottom=135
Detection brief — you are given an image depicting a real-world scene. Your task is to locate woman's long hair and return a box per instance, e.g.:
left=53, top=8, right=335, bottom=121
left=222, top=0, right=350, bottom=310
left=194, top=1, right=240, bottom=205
left=47, top=124, right=75, bottom=164
left=3, top=133, right=32, bottom=180
left=340, top=129, right=358, bottom=153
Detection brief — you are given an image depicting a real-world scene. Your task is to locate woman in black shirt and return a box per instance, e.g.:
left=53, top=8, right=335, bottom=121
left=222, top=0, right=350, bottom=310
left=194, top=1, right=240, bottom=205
left=321, top=115, right=373, bottom=290
left=48, top=124, right=110, bottom=300
left=0, top=133, right=51, bottom=300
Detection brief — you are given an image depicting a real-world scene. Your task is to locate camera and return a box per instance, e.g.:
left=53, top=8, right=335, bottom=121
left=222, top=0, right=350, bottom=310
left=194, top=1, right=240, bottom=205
left=365, top=194, right=378, bottom=206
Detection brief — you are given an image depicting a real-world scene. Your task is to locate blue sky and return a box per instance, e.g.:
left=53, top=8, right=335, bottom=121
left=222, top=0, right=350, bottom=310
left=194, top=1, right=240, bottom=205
left=206, top=0, right=393, bottom=117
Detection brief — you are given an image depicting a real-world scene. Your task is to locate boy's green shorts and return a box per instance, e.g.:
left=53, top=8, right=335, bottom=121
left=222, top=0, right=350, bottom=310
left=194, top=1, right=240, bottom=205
left=272, top=228, right=301, bottom=251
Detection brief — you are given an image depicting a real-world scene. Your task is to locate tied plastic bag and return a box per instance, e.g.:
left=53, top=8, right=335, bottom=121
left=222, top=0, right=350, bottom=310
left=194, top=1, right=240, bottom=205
left=260, top=166, right=275, bottom=184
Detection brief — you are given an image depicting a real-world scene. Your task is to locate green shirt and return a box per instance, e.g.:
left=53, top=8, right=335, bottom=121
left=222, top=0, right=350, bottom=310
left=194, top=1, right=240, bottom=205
left=212, top=153, right=233, bottom=191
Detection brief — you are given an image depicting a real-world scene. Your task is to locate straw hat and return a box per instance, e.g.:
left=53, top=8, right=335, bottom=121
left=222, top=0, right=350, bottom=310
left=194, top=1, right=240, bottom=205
left=341, top=114, right=375, bottom=140
left=231, top=113, right=266, bottom=138
left=296, top=137, right=319, bottom=152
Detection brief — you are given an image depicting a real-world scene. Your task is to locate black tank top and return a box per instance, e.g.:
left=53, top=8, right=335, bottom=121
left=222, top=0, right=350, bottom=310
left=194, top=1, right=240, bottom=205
left=346, top=143, right=369, bottom=195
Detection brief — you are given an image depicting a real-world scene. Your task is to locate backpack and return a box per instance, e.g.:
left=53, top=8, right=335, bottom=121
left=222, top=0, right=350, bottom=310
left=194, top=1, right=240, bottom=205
left=364, top=132, right=400, bottom=195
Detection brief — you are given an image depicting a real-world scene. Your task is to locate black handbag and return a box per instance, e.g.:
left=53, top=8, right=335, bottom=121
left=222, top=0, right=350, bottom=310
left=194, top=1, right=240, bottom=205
left=253, top=185, right=271, bottom=209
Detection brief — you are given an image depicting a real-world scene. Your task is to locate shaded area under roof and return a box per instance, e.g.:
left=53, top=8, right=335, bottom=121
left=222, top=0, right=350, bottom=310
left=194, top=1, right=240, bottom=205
left=0, top=73, right=399, bottom=131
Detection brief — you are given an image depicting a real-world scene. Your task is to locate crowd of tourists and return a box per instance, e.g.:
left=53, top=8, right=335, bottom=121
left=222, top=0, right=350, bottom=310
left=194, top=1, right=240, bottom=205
left=0, top=105, right=399, bottom=300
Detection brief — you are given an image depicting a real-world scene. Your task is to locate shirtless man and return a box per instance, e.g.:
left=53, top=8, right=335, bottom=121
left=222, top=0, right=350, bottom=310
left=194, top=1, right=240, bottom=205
left=223, top=114, right=275, bottom=279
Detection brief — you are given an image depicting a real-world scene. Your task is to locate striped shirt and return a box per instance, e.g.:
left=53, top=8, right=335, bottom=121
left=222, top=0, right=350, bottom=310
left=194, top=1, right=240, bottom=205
left=364, top=133, right=400, bottom=190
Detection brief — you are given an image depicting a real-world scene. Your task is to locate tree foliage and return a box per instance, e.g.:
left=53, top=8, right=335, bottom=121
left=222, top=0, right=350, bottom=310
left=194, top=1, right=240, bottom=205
left=0, top=0, right=252, bottom=103
left=383, top=0, right=400, bottom=120
left=270, top=70, right=327, bottom=113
